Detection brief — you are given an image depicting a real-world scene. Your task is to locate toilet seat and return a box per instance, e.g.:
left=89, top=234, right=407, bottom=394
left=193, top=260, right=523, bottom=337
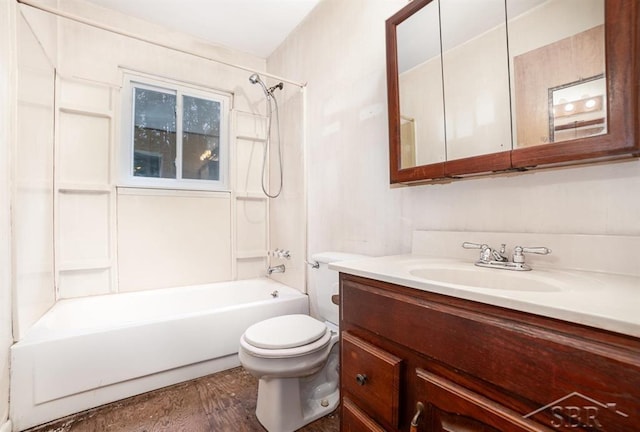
left=240, top=331, right=331, bottom=359
left=241, top=314, right=332, bottom=359
left=244, top=314, right=328, bottom=349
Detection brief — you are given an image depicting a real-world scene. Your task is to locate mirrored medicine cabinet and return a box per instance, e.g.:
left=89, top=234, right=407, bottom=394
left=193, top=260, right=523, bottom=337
left=386, top=0, right=639, bottom=184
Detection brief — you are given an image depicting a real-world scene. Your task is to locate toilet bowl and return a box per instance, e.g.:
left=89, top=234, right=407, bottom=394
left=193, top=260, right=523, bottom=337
left=238, top=252, right=367, bottom=432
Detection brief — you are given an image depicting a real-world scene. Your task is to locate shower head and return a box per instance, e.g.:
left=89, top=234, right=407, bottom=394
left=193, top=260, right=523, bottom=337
left=249, top=73, right=261, bottom=85
left=249, top=73, right=270, bottom=97
left=249, top=73, right=283, bottom=97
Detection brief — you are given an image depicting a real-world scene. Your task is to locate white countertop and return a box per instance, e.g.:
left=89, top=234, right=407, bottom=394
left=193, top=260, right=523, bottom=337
left=330, top=255, right=640, bottom=338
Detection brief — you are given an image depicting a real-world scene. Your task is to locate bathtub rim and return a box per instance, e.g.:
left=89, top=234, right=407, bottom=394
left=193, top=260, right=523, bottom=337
left=16, top=277, right=304, bottom=345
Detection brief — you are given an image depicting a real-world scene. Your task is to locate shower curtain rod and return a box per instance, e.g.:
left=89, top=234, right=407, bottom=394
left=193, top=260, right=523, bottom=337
left=17, top=0, right=307, bottom=89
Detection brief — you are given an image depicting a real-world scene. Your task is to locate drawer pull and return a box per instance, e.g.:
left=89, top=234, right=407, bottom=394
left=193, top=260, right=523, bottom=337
left=355, top=373, right=368, bottom=385
left=410, top=401, right=425, bottom=432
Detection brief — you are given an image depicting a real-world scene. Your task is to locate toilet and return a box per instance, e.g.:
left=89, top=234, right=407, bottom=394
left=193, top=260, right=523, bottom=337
left=238, top=252, right=366, bottom=432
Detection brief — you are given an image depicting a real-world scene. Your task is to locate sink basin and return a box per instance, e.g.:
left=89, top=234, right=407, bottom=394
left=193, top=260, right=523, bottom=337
left=409, top=264, right=562, bottom=292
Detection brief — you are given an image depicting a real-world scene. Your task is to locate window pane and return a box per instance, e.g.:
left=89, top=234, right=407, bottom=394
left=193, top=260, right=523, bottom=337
left=182, top=95, right=221, bottom=181
left=133, top=87, right=176, bottom=178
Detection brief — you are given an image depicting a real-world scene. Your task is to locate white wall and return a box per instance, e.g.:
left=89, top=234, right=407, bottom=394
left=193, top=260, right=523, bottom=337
left=16, top=0, right=279, bottom=308
left=13, top=8, right=57, bottom=340
left=267, top=0, right=408, bottom=318
left=270, top=0, right=409, bottom=260
left=0, top=0, right=17, bottom=427
left=51, top=1, right=263, bottom=296
left=265, top=61, right=306, bottom=291
left=272, top=0, right=640, bottom=266
left=117, top=190, right=232, bottom=292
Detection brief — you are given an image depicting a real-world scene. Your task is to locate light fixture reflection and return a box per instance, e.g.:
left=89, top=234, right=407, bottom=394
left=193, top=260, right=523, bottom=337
left=200, top=149, right=212, bottom=161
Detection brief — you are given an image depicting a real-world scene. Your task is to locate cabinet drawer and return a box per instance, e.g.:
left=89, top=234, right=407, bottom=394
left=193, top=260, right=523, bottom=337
left=342, top=331, right=402, bottom=427
left=342, top=397, right=387, bottom=432
left=416, top=368, right=553, bottom=432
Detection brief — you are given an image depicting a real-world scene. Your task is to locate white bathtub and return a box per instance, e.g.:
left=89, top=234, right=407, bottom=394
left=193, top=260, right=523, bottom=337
left=10, top=278, right=308, bottom=431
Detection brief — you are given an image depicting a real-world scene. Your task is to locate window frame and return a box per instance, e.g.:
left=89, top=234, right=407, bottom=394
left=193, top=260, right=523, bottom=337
left=120, top=73, right=231, bottom=191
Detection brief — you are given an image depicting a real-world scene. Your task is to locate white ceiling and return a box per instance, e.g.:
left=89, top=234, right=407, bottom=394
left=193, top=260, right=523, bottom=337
left=83, top=0, right=321, bottom=58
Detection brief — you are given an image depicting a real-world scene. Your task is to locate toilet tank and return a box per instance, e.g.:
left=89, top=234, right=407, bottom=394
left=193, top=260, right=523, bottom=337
left=310, top=252, right=368, bottom=325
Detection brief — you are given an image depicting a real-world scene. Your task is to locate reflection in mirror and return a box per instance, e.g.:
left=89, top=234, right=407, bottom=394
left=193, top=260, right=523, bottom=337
left=508, top=0, right=606, bottom=148
left=550, top=74, right=606, bottom=142
left=397, top=0, right=444, bottom=169
left=440, top=0, right=512, bottom=160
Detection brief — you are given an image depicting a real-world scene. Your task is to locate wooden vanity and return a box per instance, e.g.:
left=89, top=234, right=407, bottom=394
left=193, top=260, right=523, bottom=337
left=339, top=273, right=640, bottom=431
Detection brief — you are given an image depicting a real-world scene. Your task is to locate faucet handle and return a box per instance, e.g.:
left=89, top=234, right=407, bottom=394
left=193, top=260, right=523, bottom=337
left=517, top=246, right=552, bottom=255
left=513, top=246, right=552, bottom=263
left=463, top=242, right=492, bottom=262
left=462, top=242, right=488, bottom=250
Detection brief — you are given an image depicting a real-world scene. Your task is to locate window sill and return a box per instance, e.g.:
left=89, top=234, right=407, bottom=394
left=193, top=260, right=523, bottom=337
left=116, top=186, right=231, bottom=198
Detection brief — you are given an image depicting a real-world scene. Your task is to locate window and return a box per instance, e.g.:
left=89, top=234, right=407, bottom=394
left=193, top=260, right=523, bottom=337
left=121, top=74, right=230, bottom=190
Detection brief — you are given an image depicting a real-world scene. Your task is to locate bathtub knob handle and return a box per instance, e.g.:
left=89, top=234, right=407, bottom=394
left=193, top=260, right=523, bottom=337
left=305, top=260, right=320, bottom=269
left=355, top=374, right=368, bottom=386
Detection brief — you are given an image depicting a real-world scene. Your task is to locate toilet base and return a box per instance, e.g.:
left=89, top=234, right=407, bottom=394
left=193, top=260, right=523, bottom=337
left=255, top=344, right=339, bottom=432
left=256, top=378, right=339, bottom=432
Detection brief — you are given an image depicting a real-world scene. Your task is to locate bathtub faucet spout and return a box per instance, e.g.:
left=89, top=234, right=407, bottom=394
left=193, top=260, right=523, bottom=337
left=267, top=264, right=285, bottom=275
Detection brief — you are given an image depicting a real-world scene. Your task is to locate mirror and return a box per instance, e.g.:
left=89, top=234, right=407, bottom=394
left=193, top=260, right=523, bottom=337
left=440, top=0, right=511, bottom=162
left=387, top=0, right=639, bottom=184
left=396, top=0, right=445, bottom=169
left=508, top=0, right=606, bottom=148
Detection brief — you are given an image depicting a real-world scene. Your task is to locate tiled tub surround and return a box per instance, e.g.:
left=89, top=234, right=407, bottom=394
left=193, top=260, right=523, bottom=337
left=11, top=278, right=308, bottom=431
left=331, top=231, right=640, bottom=337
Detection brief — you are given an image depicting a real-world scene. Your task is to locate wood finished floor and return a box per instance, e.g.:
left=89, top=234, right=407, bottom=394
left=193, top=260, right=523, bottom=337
left=27, top=367, right=339, bottom=432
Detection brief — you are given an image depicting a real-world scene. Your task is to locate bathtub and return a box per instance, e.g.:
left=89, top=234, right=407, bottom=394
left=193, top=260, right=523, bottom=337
left=10, top=278, right=308, bottom=431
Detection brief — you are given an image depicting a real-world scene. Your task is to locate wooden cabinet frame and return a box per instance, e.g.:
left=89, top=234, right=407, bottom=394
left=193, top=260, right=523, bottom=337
left=386, top=0, right=639, bottom=184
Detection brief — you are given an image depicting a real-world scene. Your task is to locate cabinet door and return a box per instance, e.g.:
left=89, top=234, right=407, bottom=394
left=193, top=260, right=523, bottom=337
left=415, top=368, right=553, bottom=432
left=342, top=397, right=388, bottom=432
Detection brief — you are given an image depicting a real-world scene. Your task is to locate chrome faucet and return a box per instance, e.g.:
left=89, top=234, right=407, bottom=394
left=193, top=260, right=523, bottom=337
left=267, top=264, right=285, bottom=275
left=462, top=242, right=551, bottom=271
left=271, top=249, right=291, bottom=259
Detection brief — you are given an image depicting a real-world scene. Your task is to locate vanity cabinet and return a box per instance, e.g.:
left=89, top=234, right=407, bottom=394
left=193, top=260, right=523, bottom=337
left=339, top=273, right=640, bottom=431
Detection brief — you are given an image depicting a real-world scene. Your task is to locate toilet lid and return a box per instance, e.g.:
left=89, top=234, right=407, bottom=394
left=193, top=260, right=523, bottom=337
left=244, top=314, right=328, bottom=349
